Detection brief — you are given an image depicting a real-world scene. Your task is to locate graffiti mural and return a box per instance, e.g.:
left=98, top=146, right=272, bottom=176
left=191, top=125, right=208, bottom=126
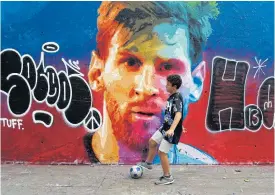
left=1, top=1, right=274, bottom=164
left=1, top=43, right=102, bottom=131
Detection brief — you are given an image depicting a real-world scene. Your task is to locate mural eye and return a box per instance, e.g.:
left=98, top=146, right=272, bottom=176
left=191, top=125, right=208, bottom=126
left=160, top=63, right=173, bottom=71
left=163, top=63, right=172, bottom=70
left=126, top=57, right=141, bottom=67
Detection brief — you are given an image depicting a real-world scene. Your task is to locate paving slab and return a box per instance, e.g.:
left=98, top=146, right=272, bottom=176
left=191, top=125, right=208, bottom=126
left=1, top=164, right=274, bottom=195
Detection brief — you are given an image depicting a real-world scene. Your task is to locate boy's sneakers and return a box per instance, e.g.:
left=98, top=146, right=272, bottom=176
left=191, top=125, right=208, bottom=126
left=137, top=161, right=153, bottom=170
left=154, top=175, right=174, bottom=185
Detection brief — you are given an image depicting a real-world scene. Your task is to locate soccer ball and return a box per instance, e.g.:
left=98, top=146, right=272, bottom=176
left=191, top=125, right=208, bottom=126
left=129, top=165, right=143, bottom=179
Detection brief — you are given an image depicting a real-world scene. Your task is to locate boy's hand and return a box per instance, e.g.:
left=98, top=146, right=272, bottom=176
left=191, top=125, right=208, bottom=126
left=182, top=127, right=187, bottom=133
left=165, top=129, right=174, bottom=137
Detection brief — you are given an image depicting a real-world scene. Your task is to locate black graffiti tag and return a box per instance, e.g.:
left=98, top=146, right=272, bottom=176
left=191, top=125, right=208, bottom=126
left=206, top=56, right=274, bottom=132
left=244, top=104, right=263, bottom=131
left=32, top=110, right=53, bottom=128
left=1, top=42, right=102, bottom=132
left=1, top=49, right=32, bottom=116
left=257, top=77, right=274, bottom=129
left=206, top=56, right=249, bottom=131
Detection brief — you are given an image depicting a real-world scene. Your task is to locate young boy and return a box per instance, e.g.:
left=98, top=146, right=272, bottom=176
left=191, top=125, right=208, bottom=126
left=138, top=74, right=185, bottom=185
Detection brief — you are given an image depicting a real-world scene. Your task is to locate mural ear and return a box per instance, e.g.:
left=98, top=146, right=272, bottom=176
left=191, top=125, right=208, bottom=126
left=189, top=61, right=205, bottom=102
left=192, top=61, right=206, bottom=81
left=88, top=51, right=105, bottom=91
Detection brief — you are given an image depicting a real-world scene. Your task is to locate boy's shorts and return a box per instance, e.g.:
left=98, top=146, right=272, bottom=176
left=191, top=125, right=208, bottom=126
left=151, top=130, right=173, bottom=153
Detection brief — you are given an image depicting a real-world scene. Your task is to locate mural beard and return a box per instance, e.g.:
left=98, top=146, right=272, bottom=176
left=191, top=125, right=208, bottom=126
left=105, top=92, right=162, bottom=151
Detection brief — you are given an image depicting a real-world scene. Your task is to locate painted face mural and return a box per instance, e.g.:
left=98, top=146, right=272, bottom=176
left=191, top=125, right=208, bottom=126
left=1, top=1, right=274, bottom=165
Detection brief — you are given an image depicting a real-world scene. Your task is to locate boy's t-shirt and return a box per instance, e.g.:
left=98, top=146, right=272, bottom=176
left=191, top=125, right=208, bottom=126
left=159, top=92, right=184, bottom=144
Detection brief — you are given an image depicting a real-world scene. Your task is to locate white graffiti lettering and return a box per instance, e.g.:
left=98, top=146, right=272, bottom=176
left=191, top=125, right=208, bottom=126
left=0, top=118, right=24, bottom=130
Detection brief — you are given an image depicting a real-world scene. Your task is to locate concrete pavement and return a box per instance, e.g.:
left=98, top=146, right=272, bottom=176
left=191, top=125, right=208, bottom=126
left=1, top=164, right=274, bottom=195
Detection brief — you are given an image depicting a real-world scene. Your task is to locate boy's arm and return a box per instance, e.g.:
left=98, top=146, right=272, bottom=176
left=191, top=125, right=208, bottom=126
left=168, top=112, right=182, bottom=131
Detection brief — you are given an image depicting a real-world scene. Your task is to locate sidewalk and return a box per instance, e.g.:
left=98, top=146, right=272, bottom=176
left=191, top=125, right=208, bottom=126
left=1, top=164, right=274, bottom=195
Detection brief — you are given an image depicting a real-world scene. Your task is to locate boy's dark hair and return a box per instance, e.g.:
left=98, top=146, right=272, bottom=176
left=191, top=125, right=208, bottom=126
left=167, top=74, right=182, bottom=89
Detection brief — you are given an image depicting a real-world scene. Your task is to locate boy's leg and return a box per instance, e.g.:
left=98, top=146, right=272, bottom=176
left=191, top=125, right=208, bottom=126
left=137, top=130, right=163, bottom=169
left=155, top=139, right=174, bottom=185
left=159, top=150, right=171, bottom=176
left=145, top=139, right=158, bottom=163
